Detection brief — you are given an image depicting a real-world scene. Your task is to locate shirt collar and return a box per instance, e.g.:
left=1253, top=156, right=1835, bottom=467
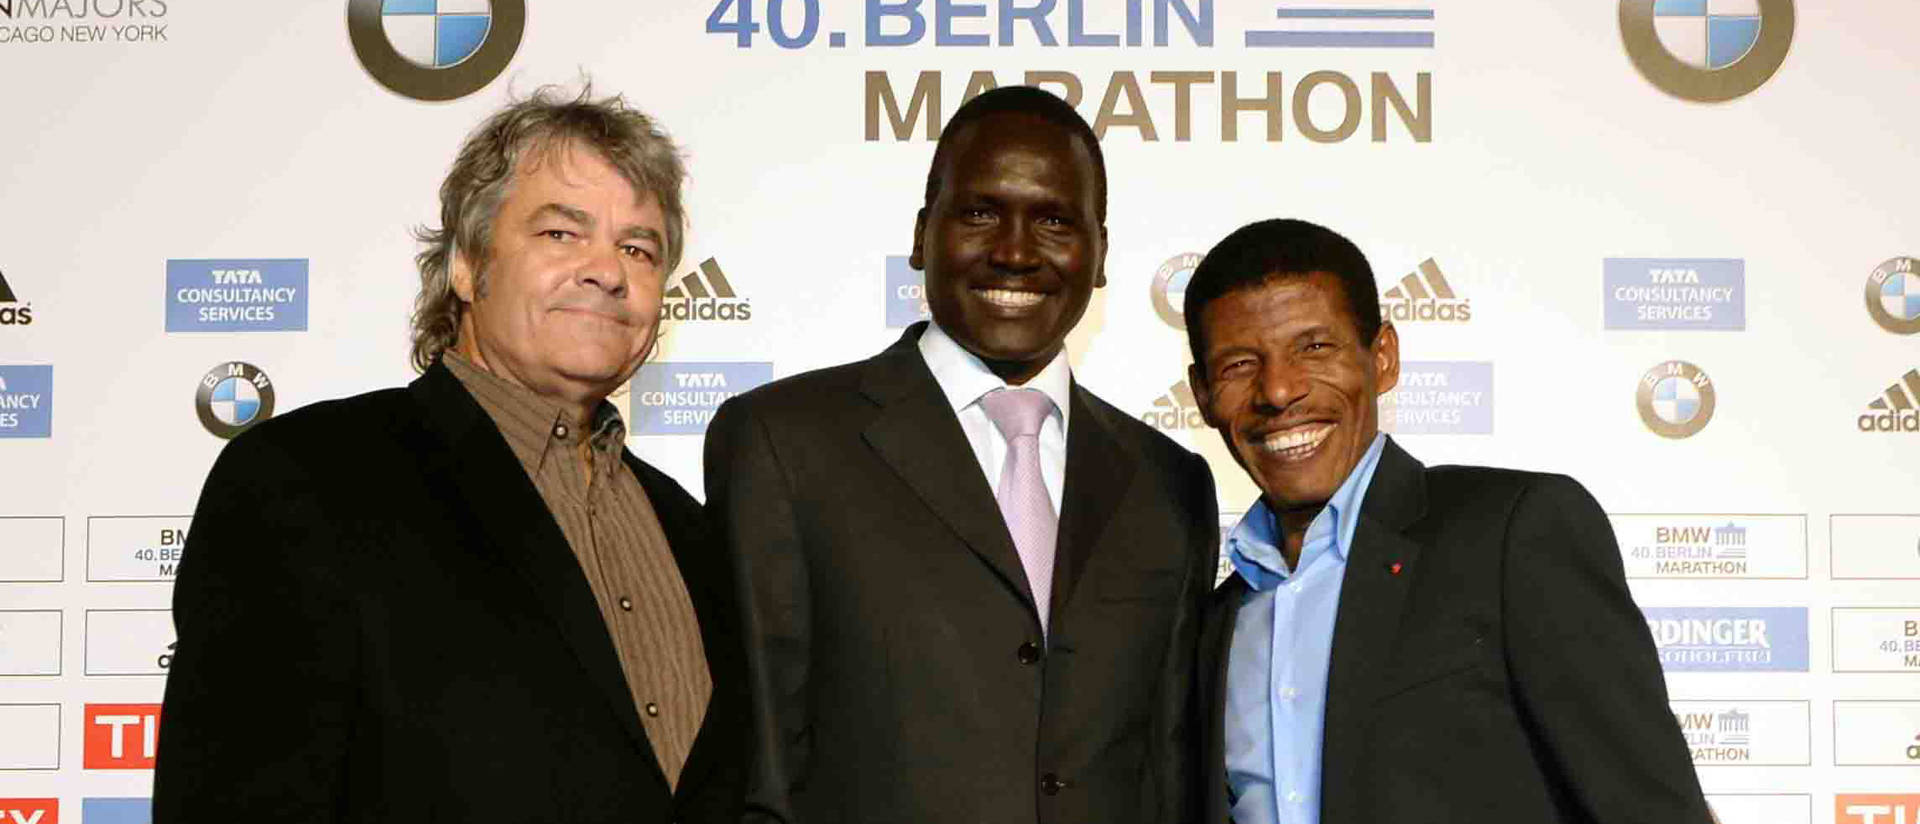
left=442, top=351, right=628, bottom=478
left=917, top=320, right=1073, bottom=429
left=1226, top=432, right=1389, bottom=590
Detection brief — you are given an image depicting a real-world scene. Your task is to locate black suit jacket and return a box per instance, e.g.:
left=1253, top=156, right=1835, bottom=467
left=704, top=323, right=1220, bottom=824
left=154, top=362, right=746, bottom=823
left=1198, top=438, right=1708, bottom=824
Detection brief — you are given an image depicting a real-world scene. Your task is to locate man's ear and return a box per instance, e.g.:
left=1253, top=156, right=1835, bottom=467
left=450, top=246, right=478, bottom=303
left=1372, top=322, right=1401, bottom=396
left=1189, top=362, right=1220, bottom=428
left=908, top=208, right=928, bottom=270
left=1093, top=224, right=1109, bottom=288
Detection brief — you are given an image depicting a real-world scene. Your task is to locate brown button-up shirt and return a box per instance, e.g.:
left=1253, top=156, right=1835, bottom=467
left=446, top=352, right=712, bottom=787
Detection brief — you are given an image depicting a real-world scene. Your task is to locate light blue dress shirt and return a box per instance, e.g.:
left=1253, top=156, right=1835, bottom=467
left=1224, top=433, right=1387, bottom=824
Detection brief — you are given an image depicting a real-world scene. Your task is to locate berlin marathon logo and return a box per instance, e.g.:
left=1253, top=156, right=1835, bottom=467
left=660, top=258, right=752, bottom=322
left=0, top=268, right=30, bottom=326
left=1380, top=259, right=1469, bottom=324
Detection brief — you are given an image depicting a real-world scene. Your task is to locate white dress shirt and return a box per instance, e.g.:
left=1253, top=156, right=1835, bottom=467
left=917, top=321, right=1071, bottom=514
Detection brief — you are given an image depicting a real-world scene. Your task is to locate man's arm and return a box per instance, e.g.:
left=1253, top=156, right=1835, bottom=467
left=1501, top=474, right=1711, bottom=823
left=1153, top=452, right=1219, bottom=824
left=704, top=397, right=808, bottom=824
left=152, top=433, right=356, bottom=823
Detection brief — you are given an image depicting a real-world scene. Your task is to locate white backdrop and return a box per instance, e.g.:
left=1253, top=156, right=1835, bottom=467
left=2, top=1, right=1917, bottom=821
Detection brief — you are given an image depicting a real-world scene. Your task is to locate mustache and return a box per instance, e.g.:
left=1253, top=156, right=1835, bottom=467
left=549, top=296, right=639, bottom=324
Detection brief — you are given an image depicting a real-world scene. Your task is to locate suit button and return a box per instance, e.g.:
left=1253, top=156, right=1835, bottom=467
left=1040, top=773, right=1066, bottom=795
left=645, top=702, right=660, bottom=717
left=1016, top=642, right=1042, bottom=664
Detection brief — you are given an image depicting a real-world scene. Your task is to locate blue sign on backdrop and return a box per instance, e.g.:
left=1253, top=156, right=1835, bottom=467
left=1642, top=606, right=1809, bottom=672
left=1604, top=258, right=1745, bottom=330
left=1383, top=361, right=1493, bottom=435
left=632, top=362, right=774, bottom=436
left=885, top=255, right=929, bottom=329
left=82, top=798, right=151, bottom=824
left=0, top=364, right=53, bottom=439
left=166, top=259, right=309, bottom=332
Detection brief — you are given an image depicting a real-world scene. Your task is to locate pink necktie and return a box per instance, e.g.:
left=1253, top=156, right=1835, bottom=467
left=979, top=388, right=1059, bottom=634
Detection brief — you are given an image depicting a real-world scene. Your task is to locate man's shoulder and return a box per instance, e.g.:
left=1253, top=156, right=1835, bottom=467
left=221, top=384, right=425, bottom=471
left=1418, top=460, right=1600, bottom=524
left=721, top=356, right=876, bottom=423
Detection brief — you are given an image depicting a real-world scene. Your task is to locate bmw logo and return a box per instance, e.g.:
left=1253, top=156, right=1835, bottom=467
left=1620, top=0, right=1794, bottom=103
left=1865, top=256, right=1920, bottom=335
left=347, top=0, right=525, bottom=102
left=196, top=361, right=276, bottom=440
left=1637, top=360, right=1716, bottom=439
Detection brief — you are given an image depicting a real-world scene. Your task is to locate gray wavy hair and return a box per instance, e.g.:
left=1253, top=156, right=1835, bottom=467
left=409, top=83, right=688, bottom=372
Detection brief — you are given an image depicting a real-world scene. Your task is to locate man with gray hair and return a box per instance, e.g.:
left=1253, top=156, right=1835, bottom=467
left=153, top=85, right=746, bottom=823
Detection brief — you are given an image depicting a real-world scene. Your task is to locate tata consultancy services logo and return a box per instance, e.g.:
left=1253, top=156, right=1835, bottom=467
left=1620, top=0, right=1793, bottom=103
left=194, top=362, right=275, bottom=440
left=1866, top=257, right=1920, bottom=335
left=1637, top=360, right=1715, bottom=438
left=1151, top=253, right=1202, bottom=330
left=347, top=0, right=524, bottom=102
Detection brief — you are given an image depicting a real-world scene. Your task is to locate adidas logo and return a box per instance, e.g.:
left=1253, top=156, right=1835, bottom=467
left=1381, top=258, right=1470, bottom=323
left=1859, top=368, right=1920, bottom=432
left=0, top=268, right=31, bottom=326
left=660, top=257, right=752, bottom=322
left=1139, top=380, right=1207, bottom=431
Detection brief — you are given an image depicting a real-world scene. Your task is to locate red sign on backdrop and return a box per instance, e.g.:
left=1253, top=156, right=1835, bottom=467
left=0, top=799, right=58, bottom=824
left=83, top=703, right=161, bottom=770
left=1837, top=795, right=1920, bottom=824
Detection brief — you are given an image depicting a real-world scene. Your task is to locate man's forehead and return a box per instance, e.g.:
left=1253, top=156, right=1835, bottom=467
left=1204, top=274, right=1360, bottom=338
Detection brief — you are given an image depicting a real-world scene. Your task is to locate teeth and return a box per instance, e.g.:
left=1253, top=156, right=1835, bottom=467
left=977, top=288, right=1045, bottom=308
left=1259, top=424, right=1332, bottom=456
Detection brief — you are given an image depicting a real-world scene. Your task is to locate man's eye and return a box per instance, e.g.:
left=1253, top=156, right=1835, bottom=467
left=621, top=245, right=656, bottom=262
left=542, top=229, right=574, bottom=241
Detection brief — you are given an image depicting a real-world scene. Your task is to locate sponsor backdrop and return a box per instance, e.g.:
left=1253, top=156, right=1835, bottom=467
left=1, top=0, right=1916, bottom=820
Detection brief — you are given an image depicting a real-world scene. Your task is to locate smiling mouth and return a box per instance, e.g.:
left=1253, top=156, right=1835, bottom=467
left=1255, top=422, right=1334, bottom=462
left=973, top=287, right=1048, bottom=309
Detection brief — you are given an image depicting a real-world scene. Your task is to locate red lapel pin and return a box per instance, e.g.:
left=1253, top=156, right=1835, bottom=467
left=1387, top=562, right=1404, bottom=576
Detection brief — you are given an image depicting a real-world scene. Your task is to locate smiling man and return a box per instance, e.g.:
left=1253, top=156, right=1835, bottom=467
left=706, top=86, right=1219, bottom=824
left=1186, top=219, right=1710, bottom=824
left=153, top=87, right=746, bottom=823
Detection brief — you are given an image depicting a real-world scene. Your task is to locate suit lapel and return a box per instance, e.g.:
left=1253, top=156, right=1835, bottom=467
left=1202, top=574, right=1249, bottom=824
left=1048, top=385, right=1137, bottom=625
left=859, top=325, right=1040, bottom=622
left=629, top=455, right=734, bottom=804
left=1319, top=438, right=1427, bottom=824
left=409, top=364, right=662, bottom=777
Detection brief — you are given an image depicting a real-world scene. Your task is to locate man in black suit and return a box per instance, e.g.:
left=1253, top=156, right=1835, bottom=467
left=1187, top=219, right=1710, bottom=824
left=153, top=87, right=744, bottom=823
left=705, top=86, right=1219, bottom=824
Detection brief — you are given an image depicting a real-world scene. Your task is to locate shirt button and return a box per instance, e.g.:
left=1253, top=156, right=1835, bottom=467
left=1279, top=686, right=1299, bottom=701
left=618, top=597, right=633, bottom=611
left=552, top=423, right=570, bottom=440
left=1285, top=790, right=1303, bottom=803
left=644, top=702, right=659, bottom=717
left=1040, top=772, right=1066, bottom=795
left=1287, top=580, right=1303, bottom=593
left=1017, top=642, right=1042, bottom=665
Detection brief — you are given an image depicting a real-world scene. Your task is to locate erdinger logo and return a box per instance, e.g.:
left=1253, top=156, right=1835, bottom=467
left=1140, top=380, right=1206, bottom=431
left=194, top=362, right=275, bottom=440
left=1860, top=368, right=1920, bottom=433
left=1866, top=257, right=1920, bottom=335
left=1380, top=258, right=1470, bottom=324
left=346, top=0, right=524, bottom=102
left=0, top=269, right=31, bottom=326
left=1637, top=360, right=1715, bottom=439
left=1620, top=0, right=1794, bottom=103
left=1150, top=253, right=1202, bottom=330
left=660, top=258, right=752, bottom=322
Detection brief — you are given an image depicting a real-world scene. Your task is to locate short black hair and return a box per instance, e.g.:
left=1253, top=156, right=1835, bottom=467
left=1183, top=218, right=1382, bottom=364
left=923, top=85, right=1108, bottom=222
